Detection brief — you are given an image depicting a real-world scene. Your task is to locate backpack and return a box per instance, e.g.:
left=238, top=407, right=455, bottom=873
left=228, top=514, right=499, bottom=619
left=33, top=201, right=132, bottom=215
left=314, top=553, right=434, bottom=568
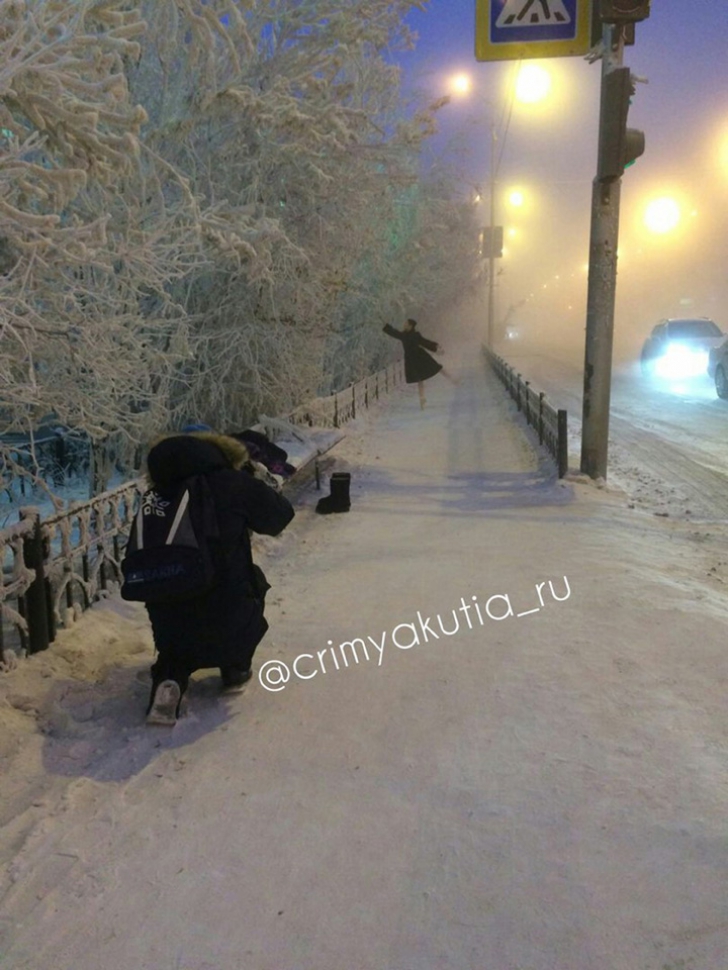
left=120, top=475, right=221, bottom=604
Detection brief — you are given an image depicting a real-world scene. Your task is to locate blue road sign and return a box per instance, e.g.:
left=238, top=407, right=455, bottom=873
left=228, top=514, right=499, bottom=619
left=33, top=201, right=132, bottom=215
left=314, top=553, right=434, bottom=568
left=476, top=0, right=593, bottom=61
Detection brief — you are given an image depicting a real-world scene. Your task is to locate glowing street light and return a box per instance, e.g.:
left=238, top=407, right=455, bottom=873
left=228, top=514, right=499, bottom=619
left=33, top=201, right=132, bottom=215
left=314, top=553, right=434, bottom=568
left=450, top=73, right=472, bottom=97
left=643, top=196, right=681, bottom=235
left=514, top=64, right=552, bottom=105
left=507, top=189, right=525, bottom=207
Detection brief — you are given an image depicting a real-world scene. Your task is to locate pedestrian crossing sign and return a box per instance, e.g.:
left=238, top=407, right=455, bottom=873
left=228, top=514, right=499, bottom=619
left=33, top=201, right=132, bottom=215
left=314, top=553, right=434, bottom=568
left=476, top=0, right=593, bottom=61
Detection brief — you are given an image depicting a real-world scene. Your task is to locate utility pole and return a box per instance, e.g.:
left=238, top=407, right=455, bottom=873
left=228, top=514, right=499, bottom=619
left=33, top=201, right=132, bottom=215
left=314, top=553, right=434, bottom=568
left=580, top=2, right=647, bottom=480
left=487, top=123, right=497, bottom=348
left=580, top=22, right=623, bottom=480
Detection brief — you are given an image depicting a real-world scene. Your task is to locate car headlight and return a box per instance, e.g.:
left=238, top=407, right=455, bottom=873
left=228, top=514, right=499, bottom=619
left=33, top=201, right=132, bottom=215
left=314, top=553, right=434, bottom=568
left=654, top=343, right=709, bottom=379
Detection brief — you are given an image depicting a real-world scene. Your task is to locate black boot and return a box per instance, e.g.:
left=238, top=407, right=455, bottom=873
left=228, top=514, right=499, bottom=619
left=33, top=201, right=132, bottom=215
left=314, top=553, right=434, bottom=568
left=315, top=472, right=351, bottom=514
left=220, top=666, right=253, bottom=692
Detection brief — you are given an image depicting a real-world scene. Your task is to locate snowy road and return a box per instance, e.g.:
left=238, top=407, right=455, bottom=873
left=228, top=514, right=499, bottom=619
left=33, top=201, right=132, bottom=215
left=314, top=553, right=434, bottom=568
left=501, top=350, right=728, bottom=519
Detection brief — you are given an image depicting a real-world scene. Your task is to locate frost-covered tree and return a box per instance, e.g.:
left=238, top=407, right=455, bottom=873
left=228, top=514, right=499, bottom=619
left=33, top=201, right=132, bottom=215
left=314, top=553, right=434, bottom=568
left=0, top=0, right=480, bottom=498
left=128, top=0, right=452, bottom=428
left=0, top=0, right=208, bottom=489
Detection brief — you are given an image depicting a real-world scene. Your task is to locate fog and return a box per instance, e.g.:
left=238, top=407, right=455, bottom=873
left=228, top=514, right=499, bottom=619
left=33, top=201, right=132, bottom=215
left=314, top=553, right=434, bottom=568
left=503, top=70, right=725, bottom=369
left=415, top=48, right=728, bottom=373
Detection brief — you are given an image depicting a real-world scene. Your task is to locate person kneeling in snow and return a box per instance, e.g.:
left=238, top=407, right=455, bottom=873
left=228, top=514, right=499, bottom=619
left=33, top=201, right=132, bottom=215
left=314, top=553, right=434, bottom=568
left=143, top=432, right=294, bottom=725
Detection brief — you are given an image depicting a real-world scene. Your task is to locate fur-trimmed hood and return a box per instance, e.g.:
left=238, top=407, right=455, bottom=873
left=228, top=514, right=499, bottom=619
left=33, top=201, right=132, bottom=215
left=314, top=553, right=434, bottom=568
left=146, top=432, right=250, bottom=490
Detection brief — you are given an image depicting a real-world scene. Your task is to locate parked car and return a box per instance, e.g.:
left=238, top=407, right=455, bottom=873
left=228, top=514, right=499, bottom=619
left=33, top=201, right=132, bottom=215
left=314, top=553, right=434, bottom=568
left=641, top=317, right=725, bottom=380
left=708, top=336, right=728, bottom=397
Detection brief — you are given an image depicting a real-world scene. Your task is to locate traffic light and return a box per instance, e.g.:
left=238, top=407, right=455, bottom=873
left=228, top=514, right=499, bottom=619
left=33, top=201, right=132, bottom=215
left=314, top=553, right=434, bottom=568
left=597, top=66, right=645, bottom=182
left=599, top=0, right=651, bottom=23
left=622, top=127, right=645, bottom=171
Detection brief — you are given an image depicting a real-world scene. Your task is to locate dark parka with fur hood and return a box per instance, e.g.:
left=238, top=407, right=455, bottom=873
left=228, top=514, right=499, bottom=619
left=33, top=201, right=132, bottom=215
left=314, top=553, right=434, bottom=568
left=144, top=432, right=294, bottom=672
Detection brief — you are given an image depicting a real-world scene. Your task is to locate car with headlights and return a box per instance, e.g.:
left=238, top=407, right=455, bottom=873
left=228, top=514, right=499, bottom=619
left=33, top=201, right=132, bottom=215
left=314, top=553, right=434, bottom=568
left=640, top=317, right=725, bottom=381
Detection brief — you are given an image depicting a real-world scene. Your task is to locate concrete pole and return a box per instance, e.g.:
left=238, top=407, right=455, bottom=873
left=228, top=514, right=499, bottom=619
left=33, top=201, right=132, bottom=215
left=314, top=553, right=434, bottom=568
left=487, top=123, right=497, bottom=348
left=580, top=23, right=624, bottom=480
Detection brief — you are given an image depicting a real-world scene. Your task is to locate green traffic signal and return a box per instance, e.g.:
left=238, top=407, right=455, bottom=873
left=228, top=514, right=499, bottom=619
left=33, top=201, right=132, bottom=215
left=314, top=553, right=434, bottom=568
left=623, top=128, right=645, bottom=170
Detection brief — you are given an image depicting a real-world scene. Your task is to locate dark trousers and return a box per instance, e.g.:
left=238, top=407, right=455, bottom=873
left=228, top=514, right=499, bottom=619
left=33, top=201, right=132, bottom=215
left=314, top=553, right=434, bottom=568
left=147, top=594, right=267, bottom=691
left=150, top=655, right=192, bottom=693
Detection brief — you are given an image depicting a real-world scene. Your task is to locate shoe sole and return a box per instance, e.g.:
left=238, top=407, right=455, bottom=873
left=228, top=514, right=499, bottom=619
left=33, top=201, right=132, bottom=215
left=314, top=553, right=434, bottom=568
left=146, top=680, right=181, bottom=726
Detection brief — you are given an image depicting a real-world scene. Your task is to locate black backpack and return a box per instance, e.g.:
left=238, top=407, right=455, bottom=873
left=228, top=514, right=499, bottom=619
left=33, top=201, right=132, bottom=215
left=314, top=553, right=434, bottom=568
left=120, top=474, right=221, bottom=604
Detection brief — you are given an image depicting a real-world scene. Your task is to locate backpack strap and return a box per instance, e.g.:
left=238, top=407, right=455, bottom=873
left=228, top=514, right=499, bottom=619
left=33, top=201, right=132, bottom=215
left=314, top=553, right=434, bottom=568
left=166, top=488, right=191, bottom=544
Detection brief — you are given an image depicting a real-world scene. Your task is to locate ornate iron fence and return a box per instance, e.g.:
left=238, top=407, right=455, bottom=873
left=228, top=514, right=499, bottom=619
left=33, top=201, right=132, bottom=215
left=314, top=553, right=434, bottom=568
left=0, top=359, right=406, bottom=666
left=0, top=483, right=144, bottom=660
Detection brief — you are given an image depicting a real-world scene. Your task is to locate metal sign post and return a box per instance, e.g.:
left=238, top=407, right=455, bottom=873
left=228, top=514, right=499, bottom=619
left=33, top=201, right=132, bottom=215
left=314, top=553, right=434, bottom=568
left=476, top=1, right=648, bottom=480
left=580, top=22, right=623, bottom=480
left=580, top=14, right=646, bottom=480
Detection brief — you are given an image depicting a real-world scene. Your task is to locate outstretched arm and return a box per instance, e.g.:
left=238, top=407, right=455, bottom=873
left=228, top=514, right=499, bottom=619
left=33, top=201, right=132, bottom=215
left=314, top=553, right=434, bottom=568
left=417, top=334, right=439, bottom=352
left=382, top=324, right=403, bottom=342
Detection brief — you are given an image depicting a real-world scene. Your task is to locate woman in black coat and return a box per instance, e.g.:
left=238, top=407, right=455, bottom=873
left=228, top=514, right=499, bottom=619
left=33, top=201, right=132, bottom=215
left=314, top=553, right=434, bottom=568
left=143, top=432, right=294, bottom=724
left=383, top=318, right=458, bottom=409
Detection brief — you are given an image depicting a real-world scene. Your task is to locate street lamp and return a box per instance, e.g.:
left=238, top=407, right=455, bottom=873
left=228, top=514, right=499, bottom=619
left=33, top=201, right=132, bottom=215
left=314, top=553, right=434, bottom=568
left=487, top=121, right=498, bottom=346
left=448, top=67, right=553, bottom=346
left=514, top=64, right=552, bottom=105
left=450, top=73, right=472, bottom=96
left=643, top=196, right=681, bottom=234
left=447, top=75, right=505, bottom=346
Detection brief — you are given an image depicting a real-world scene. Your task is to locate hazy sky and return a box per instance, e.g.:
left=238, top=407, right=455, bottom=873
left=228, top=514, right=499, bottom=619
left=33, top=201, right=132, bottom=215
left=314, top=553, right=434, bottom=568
left=391, top=1, right=728, bottom=354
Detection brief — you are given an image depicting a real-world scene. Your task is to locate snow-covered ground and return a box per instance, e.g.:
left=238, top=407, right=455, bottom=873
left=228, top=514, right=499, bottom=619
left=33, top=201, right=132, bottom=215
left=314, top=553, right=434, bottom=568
left=498, top=347, right=728, bottom=521
left=1, top=345, right=727, bottom=970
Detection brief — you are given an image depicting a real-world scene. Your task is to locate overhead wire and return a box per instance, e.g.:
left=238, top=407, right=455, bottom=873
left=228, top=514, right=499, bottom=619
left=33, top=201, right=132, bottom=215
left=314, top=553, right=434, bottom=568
left=493, top=58, right=520, bottom=179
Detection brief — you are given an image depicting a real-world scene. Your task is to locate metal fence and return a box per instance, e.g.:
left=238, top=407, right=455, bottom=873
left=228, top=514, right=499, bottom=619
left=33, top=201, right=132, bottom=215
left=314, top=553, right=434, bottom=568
left=0, top=359, right=405, bottom=665
left=0, top=482, right=144, bottom=661
left=257, top=361, right=404, bottom=439
left=484, top=347, right=569, bottom=478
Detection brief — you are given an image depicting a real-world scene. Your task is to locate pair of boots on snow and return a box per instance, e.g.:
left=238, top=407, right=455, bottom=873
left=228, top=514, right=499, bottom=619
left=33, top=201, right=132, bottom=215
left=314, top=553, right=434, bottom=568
left=315, top=472, right=351, bottom=514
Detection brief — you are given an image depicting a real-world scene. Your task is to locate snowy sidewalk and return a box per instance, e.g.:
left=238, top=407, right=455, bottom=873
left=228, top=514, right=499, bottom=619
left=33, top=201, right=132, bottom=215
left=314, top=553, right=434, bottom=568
left=1, top=351, right=728, bottom=970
